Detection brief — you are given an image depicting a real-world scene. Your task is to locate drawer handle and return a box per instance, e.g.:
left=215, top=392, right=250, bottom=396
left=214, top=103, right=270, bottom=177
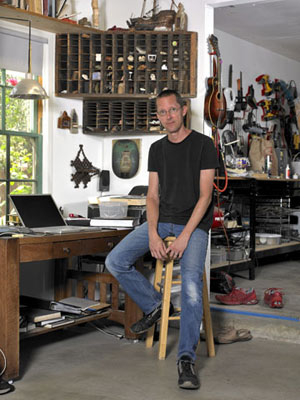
left=63, top=247, right=71, bottom=254
left=107, top=241, right=114, bottom=249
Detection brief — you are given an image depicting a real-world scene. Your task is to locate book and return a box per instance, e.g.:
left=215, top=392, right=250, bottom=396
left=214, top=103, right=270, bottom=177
left=22, top=308, right=62, bottom=323
left=50, top=297, right=110, bottom=314
left=44, top=319, right=75, bottom=329
left=43, top=0, right=48, bottom=16
left=35, top=0, right=43, bottom=14
left=90, top=217, right=139, bottom=228
left=48, top=0, right=56, bottom=17
left=36, top=316, right=66, bottom=327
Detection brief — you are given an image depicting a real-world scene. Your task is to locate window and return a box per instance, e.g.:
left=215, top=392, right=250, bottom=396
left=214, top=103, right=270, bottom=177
left=0, top=69, right=42, bottom=225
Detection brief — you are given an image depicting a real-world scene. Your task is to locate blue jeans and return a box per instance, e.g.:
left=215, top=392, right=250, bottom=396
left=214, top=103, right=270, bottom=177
left=105, top=222, right=208, bottom=361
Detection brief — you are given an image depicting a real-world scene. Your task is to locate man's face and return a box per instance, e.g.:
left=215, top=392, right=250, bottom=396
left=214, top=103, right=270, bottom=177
left=156, top=94, right=187, bottom=134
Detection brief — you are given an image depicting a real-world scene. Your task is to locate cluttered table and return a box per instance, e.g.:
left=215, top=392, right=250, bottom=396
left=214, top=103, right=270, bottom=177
left=0, top=228, right=141, bottom=381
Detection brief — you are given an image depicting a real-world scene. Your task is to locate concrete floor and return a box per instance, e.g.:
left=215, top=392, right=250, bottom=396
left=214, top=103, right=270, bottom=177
left=4, top=258, right=300, bottom=399
left=211, top=257, right=300, bottom=343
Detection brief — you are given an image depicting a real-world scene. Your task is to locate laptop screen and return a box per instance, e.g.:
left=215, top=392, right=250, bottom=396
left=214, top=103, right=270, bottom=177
left=10, top=194, right=66, bottom=228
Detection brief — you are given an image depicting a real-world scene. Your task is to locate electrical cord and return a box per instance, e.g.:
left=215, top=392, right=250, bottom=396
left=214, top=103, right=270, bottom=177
left=89, top=322, right=124, bottom=340
left=0, top=348, right=15, bottom=395
left=0, top=349, right=6, bottom=377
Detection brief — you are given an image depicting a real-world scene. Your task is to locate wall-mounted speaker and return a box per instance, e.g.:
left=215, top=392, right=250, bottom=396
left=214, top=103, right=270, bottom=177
left=99, top=170, right=110, bottom=191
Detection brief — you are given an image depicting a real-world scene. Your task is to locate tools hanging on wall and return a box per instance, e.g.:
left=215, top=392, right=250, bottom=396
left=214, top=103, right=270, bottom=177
left=204, top=33, right=299, bottom=180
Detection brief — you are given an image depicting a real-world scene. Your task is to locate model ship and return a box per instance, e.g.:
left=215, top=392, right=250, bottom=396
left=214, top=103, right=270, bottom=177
left=127, top=0, right=176, bottom=30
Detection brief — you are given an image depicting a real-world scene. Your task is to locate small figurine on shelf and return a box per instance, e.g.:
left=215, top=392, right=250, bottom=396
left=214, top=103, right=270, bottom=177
left=70, top=109, right=79, bottom=134
left=57, top=111, right=71, bottom=129
left=174, top=2, right=187, bottom=31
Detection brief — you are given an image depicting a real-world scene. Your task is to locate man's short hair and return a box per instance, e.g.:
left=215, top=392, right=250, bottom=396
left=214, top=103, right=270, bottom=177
left=156, top=89, right=186, bottom=108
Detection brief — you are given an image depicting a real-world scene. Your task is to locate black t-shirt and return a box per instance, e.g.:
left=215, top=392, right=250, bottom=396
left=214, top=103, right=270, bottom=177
left=148, top=130, right=219, bottom=232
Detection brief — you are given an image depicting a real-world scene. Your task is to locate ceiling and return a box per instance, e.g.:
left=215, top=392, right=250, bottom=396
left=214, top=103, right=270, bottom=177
left=214, top=0, right=300, bottom=63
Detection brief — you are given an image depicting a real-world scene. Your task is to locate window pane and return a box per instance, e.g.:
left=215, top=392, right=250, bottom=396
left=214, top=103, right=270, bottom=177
left=6, top=70, right=25, bottom=86
left=9, top=182, right=36, bottom=226
left=0, top=181, right=6, bottom=225
left=10, top=135, right=37, bottom=180
left=0, top=89, right=2, bottom=130
left=0, top=134, right=6, bottom=176
left=10, top=181, right=36, bottom=196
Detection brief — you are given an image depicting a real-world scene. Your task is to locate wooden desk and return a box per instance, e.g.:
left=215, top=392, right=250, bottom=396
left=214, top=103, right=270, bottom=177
left=0, top=229, right=142, bottom=380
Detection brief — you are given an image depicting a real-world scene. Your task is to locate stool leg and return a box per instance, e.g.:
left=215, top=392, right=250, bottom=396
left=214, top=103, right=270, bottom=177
left=158, top=258, right=174, bottom=360
left=202, top=269, right=215, bottom=357
left=146, top=259, right=164, bottom=348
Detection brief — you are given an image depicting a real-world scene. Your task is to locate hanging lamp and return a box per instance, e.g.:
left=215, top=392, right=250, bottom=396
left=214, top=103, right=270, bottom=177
left=0, top=16, right=49, bottom=100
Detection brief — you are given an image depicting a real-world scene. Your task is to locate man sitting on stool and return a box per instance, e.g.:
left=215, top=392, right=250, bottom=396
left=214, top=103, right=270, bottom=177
left=106, top=89, right=218, bottom=390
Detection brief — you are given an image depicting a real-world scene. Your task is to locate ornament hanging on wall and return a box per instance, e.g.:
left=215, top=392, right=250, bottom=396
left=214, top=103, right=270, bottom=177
left=70, top=144, right=100, bottom=188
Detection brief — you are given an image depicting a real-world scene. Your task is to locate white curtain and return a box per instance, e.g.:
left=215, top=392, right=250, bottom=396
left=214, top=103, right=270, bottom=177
left=0, top=27, right=47, bottom=75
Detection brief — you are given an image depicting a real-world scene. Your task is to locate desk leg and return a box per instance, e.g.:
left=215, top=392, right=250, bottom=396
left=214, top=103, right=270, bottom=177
left=0, top=239, right=20, bottom=380
left=124, top=294, right=143, bottom=339
left=123, top=258, right=143, bottom=339
left=54, top=258, right=70, bottom=301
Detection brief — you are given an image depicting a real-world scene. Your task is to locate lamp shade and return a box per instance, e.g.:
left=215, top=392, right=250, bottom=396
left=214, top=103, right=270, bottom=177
left=10, top=73, right=49, bottom=99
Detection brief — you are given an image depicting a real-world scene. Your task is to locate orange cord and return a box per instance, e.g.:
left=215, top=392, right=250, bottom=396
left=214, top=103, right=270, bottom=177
left=212, top=127, right=228, bottom=193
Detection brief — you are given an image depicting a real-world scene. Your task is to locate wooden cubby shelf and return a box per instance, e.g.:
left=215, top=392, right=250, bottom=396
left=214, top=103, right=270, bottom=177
left=55, top=31, right=197, bottom=98
left=82, top=98, right=190, bottom=135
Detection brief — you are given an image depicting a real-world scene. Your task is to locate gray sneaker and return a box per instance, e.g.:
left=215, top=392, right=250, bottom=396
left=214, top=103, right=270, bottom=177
left=177, top=356, right=200, bottom=390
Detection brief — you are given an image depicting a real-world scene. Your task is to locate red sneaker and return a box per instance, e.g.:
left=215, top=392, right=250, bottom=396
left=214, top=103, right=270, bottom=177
left=264, top=288, right=284, bottom=308
left=215, top=287, right=258, bottom=305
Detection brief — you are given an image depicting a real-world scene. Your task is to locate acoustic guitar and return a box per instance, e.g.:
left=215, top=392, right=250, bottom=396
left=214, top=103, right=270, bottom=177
left=204, top=34, right=227, bottom=129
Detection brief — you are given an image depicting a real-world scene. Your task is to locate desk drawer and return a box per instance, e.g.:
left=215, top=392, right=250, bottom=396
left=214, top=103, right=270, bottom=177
left=20, top=243, right=53, bottom=262
left=53, top=241, right=82, bottom=258
left=81, top=236, right=123, bottom=255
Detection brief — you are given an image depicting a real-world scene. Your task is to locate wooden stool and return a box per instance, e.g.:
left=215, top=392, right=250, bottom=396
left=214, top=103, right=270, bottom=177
left=145, top=236, right=215, bottom=360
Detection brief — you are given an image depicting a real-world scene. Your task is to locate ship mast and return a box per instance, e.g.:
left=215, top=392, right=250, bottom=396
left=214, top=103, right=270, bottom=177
left=140, top=0, right=147, bottom=17
left=153, top=0, right=157, bottom=16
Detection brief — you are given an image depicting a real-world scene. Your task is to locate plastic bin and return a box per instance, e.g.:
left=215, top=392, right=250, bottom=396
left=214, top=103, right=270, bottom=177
left=99, top=201, right=128, bottom=218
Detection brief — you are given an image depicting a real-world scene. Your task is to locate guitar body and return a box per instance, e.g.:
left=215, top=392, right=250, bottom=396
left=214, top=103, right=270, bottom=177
left=204, top=35, right=227, bottom=129
left=204, top=75, right=227, bottom=129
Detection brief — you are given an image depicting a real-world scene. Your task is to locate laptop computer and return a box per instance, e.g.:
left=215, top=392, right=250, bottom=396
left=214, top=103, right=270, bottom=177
left=10, top=194, right=96, bottom=234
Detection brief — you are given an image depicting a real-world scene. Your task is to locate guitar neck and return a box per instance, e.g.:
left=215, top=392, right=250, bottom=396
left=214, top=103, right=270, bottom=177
left=217, top=56, right=222, bottom=93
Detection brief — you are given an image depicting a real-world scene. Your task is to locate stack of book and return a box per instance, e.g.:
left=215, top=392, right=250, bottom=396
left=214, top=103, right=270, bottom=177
left=20, top=307, right=71, bottom=331
left=19, top=295, right=110, bottom=331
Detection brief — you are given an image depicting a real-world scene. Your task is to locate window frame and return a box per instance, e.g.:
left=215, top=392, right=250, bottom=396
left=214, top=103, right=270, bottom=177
left=0, top=68, right=43, bottom=223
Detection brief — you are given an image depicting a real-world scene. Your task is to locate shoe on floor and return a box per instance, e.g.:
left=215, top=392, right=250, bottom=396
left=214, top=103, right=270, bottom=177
left=264, top=288, right=284, bottom=308
left=177, top=356, right=200, bottom=390
left=130, top=303, right=174, bottom=334
left=200, top=326, right=252, bottom=344
left=215, top=287, right=258, bottom=305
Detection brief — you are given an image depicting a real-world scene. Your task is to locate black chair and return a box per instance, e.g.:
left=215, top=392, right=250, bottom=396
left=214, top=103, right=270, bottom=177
left=128, top=185, right=148, bottom=196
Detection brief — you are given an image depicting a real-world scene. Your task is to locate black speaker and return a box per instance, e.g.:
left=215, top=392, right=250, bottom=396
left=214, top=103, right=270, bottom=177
left=99, top=170, right=110, bottom=191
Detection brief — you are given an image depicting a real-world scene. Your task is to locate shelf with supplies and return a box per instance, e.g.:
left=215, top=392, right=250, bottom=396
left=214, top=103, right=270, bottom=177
left=0, top=3, right=103, bottom=34
left=55, top=31, right=197, bottom=98
left=212, top=176, right=300, bottom=280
